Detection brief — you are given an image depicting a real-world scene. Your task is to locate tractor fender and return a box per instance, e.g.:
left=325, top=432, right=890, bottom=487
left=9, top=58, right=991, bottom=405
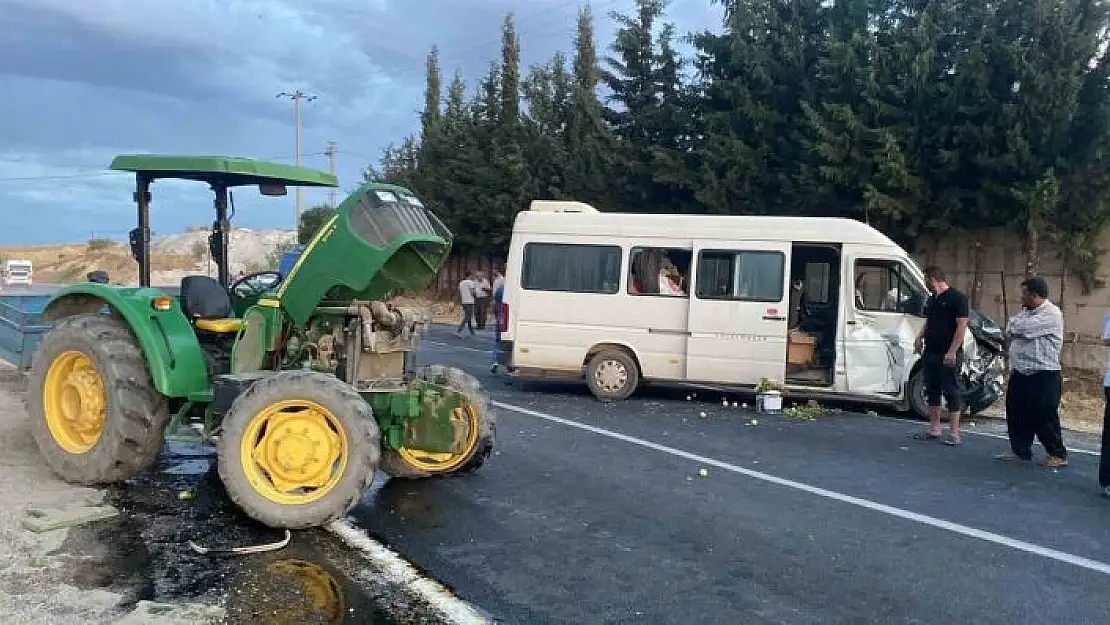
left=41, top=284, right=210, bottom=398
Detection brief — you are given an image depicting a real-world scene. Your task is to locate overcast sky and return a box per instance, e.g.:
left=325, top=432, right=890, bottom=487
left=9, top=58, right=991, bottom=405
left=0, top=0, right=722, bottom=244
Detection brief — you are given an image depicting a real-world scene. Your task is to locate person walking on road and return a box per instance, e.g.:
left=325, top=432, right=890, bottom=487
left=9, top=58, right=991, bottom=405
left=1100, top=308, right=1110, bottom=496
left=456, top=271, right=477, bottom=337
left=997, top=276, right=1067, bottom=467
left=473, top=271, right=492, bottom=330
left=912, top=266, right=970, bottom=446
left=490, top=267, right=505, bottom=374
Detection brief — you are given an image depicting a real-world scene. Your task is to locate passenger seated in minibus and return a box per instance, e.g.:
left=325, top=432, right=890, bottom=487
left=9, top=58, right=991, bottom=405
left=629, top=248, right=687, bottom=296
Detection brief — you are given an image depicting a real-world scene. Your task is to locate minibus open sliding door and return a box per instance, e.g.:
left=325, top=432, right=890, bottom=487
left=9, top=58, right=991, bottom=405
left=685, top=241, right=791, bottom=386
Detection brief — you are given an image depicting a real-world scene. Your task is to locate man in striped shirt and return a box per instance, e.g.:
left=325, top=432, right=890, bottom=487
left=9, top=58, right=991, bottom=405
left=998, top=276, right=1067, bottom=467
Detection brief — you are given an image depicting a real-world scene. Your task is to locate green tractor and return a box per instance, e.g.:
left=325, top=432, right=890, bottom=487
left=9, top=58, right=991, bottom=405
left=26, top=154, right=495, bottom=529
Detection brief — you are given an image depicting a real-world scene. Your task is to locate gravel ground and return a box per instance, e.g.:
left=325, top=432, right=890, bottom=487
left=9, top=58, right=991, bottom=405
left=0, top=368, right=227, bottom=624
left=0, top=367, right=126, bottom=623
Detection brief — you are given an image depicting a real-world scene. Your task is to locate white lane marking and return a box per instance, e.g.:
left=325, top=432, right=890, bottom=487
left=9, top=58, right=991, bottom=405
left=422, top=340, right=1102, bottom=454
left=326, top=520, right=489, bottom=624
left=490, top=399, right=1110, bottom=576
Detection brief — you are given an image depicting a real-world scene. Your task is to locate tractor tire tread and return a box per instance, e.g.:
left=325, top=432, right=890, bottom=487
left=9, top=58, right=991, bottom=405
left=216, top=370, right=380, bottom=529
left=26, top=313, right=169, bottom=485
left=380, top=365, right=496, bottom=480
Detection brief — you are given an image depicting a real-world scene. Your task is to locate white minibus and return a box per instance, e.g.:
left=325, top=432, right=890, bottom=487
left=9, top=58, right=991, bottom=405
left=496, top=201, right=1006, bottom=418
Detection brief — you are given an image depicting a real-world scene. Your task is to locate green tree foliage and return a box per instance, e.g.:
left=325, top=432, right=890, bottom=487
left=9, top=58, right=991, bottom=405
left=297, top=204, right=336, bottom=245
left=368, top=0, right=1110, bottom=288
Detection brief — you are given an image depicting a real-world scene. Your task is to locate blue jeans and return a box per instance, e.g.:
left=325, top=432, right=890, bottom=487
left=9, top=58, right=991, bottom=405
left=491, top=304, right=501, bottom=365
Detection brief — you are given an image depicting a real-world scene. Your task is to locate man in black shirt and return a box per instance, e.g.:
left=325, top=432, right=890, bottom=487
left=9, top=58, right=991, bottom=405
left=913, top=265, right=970, bottom=445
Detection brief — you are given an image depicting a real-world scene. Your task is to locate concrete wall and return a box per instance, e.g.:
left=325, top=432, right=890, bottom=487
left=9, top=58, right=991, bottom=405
left=914, top=228, right=1110, bottom=372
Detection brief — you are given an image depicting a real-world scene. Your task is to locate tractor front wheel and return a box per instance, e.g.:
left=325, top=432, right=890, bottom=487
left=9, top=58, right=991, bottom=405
left=27, top=314, right=169, bottom=484
left=380, top=365, right=496, bottom=480
left=217, top=370, right=379, bottom=529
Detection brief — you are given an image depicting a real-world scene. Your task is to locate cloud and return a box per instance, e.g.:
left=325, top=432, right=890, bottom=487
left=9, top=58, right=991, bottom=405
left=0, top=0, right=721, bottom=244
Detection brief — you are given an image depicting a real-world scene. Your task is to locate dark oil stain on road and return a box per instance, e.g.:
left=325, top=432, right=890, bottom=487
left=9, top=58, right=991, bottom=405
left=56, top=443, right=401, bottom=624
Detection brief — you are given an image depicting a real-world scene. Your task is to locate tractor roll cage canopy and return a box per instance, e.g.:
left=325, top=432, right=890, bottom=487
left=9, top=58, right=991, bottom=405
left=109, top=154, right=338, bottom=289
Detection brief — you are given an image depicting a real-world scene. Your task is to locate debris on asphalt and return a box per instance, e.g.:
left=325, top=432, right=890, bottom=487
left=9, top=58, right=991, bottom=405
left=698, top=468, right=709, bottom=478
left=784, top=400, right=825, bottom=420
left=699, top=411, right=707, bottom=418
left=866, top=410, right=880, bottom=417
left=22, top=504, right=120, bottom=533
left=176, top=490, right=194, bottom=501
left=188, top=529, right=292, bottom=556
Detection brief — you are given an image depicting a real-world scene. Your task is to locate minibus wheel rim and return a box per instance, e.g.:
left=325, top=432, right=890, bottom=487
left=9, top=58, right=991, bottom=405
left=594, top=359, right=628, bottom=393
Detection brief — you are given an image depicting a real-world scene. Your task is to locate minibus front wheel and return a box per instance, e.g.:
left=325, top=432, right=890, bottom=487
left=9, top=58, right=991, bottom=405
left=585, top=347, right=640, bottom=402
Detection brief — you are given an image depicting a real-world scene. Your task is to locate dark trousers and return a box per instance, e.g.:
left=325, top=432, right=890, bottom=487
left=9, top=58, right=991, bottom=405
left=457, top=303, right=475, bottom=335
left=1005, top=370, right=1066, bottom=460
left=474, top=297, right=490, bottom=329
left=1100, top=388, right=1110, bottom=487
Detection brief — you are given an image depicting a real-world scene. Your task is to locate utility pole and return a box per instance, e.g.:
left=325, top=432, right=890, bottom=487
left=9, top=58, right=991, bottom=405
left=325, top=141, right=338, bottom=207
left=276, top=90, right=317, bottom=228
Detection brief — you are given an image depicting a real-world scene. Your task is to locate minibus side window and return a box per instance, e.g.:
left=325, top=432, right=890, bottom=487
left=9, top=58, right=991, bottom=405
left=853, top=259, right=927, bottom=314
left=695, top=250, right=784, bottom=302
left=628, top=247, right=691, bottom=296
left=521, top=243, right=622, bottom=294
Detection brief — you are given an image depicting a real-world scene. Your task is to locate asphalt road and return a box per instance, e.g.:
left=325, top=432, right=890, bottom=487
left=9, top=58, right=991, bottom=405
left=351, top=325, right=1110, bottom=625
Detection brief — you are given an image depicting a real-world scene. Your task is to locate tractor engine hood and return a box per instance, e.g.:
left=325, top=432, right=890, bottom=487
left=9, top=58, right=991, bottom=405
left=272, top=183, right=452, bottom=326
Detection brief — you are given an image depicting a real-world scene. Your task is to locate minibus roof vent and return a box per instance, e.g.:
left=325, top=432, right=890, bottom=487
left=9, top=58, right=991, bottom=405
left=528, top=200, right=599, bottom=213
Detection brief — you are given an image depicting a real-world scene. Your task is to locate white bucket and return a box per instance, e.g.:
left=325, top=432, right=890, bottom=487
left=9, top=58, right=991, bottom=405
left=756, top=391, right=782, bottom=414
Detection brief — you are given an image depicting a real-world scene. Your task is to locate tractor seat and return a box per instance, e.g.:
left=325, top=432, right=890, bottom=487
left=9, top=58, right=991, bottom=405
left=180, top=276, right=242, bottom=334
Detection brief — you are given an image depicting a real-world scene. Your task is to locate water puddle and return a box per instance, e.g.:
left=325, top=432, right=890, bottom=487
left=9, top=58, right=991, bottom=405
left=52, top=446, right=401, bottom=624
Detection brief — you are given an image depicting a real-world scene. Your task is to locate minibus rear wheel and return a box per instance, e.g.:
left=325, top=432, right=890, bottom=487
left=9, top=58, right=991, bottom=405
left=586, top=348, right=639, bottom=402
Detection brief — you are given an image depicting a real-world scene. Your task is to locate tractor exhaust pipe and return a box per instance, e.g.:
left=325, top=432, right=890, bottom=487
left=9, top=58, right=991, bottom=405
left=346, top=301, right=405, bottom=351
left=347, top=303, right=376, bottom=350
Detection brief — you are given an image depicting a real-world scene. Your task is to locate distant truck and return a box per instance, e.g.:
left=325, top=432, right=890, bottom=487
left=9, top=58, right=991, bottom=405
left=2, top=259, right=33, bottom=287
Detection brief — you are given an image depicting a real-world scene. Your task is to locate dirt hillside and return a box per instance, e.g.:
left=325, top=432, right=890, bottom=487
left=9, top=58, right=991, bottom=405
left=0, top=228, right=296, bottom=286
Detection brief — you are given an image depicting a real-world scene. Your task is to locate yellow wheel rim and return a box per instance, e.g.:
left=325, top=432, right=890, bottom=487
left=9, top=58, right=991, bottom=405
left=397, top=405, right=480, bottom=473
left=240, top=399, right=349, bottom=505
left=42, top=351, right=107, bottom=454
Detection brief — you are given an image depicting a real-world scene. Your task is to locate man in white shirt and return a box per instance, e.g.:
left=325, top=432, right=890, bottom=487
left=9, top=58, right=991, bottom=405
left=998, top=277, right=1067, bottom=466
left=456, top=272, right=476, bottom=337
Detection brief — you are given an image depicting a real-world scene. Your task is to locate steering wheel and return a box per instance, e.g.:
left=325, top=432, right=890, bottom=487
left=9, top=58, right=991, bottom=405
left=230, top=270, right=283, bottom=300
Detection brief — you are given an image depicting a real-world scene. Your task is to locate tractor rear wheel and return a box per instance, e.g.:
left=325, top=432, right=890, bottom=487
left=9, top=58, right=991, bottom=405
left=380, top=365, right=496, bottom=480
left=27, top=314, right=169, bottom=484
left=217, top=370, right=380, bottom=529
